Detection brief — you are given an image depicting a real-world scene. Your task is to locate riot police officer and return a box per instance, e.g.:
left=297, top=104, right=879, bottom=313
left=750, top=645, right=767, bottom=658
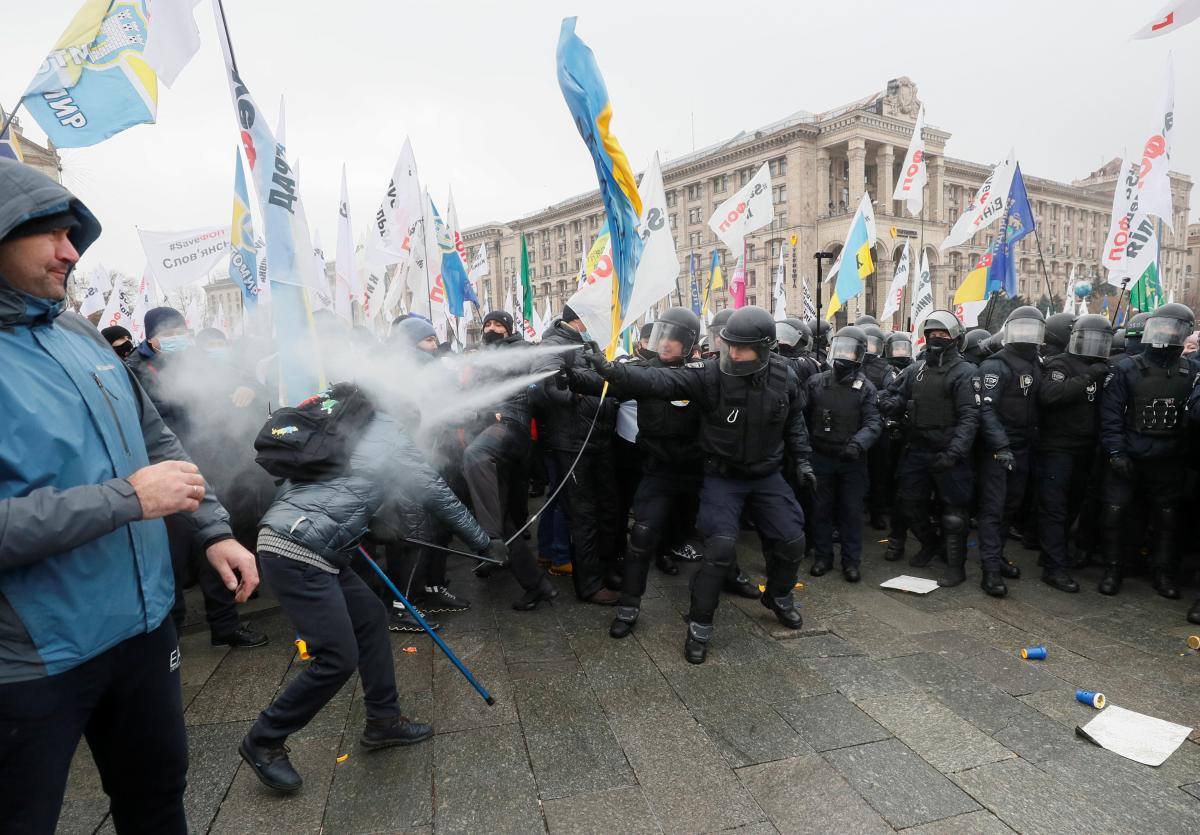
left=859, top=324, right=893, bottom=529
left=1099, top=303, right=1199, bottom=598
left=879, top=311, right=979, bottom=581
left=808, top=318, right=832, bottom=363
left=973, top=306, right=1045, bottom=597
left=1036, top=314, right=1112, bottom=593
left=701, top=309, right=734, bottom=358
left=881, top=331, right=914, bottom=561
left=962, top=328, right=992, bottom=366
left=576, top=306, right=815, bottom=664
left=1043, top=312, right=1076, bottom=359
left=776, top=317, right=823, bottom=384
left=806, top=326, right=882, bottom=581
left=854, top=314, right=878, bottom=327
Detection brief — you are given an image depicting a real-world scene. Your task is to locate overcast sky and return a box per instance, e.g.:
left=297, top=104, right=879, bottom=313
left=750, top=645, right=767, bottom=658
left=3, top=0, right=1195, bottom=277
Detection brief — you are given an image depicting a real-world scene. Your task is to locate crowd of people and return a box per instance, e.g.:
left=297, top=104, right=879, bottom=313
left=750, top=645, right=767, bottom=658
left=4, top=156, right=1200, bottom=829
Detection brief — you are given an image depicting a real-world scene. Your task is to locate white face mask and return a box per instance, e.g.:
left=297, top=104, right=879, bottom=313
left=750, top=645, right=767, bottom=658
left=157, top=334, right=192, bottom=353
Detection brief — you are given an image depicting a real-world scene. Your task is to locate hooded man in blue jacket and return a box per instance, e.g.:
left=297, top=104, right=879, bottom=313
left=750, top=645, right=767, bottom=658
left=0, top=157, right=260, bottom=834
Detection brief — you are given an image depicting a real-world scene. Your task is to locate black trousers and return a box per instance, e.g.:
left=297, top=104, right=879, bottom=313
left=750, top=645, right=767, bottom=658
left=166, top=514, right=239, bottom=637
left=619, top=468, right=702, bottom=607
left=553, top=446, right=621, bottom=599
left=812, top=451, right=868, bottom=567
left=865, top=431, right=891, bottom=517
left=895, top=446, right=973, bottom=550
left=251, top=553, right=400, bottom=742
left=1036, top=448, right=1094, bottom=572
left=976, top=447, right=1031, bottom=571
left=463, top=422, right=543, bottom=592
left=0, top=620, right=187, bottom=834
left=1102, top=456, right=1186, bottom=571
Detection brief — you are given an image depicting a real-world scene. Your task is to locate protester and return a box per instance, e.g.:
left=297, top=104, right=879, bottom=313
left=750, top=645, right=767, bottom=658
left=101, top=323, right=134, bottom=358
left=0, top=156, right=259, bottom=833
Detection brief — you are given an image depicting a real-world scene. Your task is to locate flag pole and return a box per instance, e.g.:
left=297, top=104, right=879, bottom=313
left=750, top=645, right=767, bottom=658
left=1110, top=276, right=1131, bottom=325
left=0, top=102, right=21, bottom=145
left=1030, top=225, right=1054, bottom=313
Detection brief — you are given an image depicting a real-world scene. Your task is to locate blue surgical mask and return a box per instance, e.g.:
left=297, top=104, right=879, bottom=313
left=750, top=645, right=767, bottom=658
left=205, top=346, right=231, bottom=362
left=157, top=335, right=192, bottom=353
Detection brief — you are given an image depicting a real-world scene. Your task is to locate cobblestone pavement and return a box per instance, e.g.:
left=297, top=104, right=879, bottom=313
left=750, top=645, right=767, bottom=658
left=61, top=531, right=1200, bottom=834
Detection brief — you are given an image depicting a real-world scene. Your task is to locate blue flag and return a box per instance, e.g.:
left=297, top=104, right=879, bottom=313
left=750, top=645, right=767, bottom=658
left=987, top=165, right=1035, bottom=298
left=428, top=197, right=479, bottom=317
left=228, top=149, right=259, bottom=310
left=688, top=253, right=701, bottom=314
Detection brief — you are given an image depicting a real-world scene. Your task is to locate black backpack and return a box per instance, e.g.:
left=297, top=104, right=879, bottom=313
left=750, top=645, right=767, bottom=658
left=254, top=383, right=375, bottom=482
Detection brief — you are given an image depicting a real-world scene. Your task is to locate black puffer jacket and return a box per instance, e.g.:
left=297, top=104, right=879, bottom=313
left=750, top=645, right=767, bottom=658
left=259, top=412, right=488, bottom=568
left=531, top=319, right=617, bottom=452
left=473, top=332, right=532, bottom=431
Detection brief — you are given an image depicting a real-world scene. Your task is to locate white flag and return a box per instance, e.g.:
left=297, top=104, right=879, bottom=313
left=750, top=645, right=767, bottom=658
left=139, top=226, right=230, bottom=292
left=566, top=232, right=617, bottom=342
left=881, top=242, right=910, bottom=320
left=622, top=152, right=679, bottom=330
left=1100, top=156, right=1142, bottom=284
left=910, top=249, right=933, bottom=339
left=772, top=245, right=787, bottom=320
left=1135, top=55, right=1175, bottom=230
left=708, top=162, right=773, bottom=255
left=446, top=187, right=472, bottom=288
left=469, top=241, right=490, bottom=282
left=79, top=263, right=111, bottom=318
left=334, top=166, right=355, bottom=323
left=802, top=276, right=816, bottom=319
left=98, top=277, right=135, bottom=332
left=129, top=272, right=155, bottom=343
left=143, top=0, right=201, bottom=87
left=1132, top=1, right=1200, bottom=38
left=310, top=229, right=330, bottom=312
left=213, top=301, right=228, bottom=336
left=893, top=106, right=927, bottom=217
left=183, top=295, right=202, bottom=331
left=1063, top=264, right=1076, bottom=314
left=939, top=149, right=1016, bottom=252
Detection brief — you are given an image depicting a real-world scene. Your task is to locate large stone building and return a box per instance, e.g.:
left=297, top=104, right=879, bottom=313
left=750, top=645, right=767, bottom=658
left=464, top=78, right=1193, bottom=329
left=1, top=110, right=62, bottom=183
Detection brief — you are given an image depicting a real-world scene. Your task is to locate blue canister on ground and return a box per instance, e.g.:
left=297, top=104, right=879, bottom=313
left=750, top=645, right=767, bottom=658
left=1076, top=689, right=1106, bottom=709
left=1021, top=645, right=1047, bottom=660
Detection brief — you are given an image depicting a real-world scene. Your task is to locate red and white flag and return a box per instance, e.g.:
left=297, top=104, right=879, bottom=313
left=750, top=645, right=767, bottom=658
left=893, top=107, right=927, bottom=217
left=1132, top=1, right=1200, bottom=39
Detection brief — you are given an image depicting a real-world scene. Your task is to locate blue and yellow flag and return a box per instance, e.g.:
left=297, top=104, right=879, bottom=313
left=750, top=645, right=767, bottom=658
left=827, top=193, right=875, bottom=319
left=688, top=253, right=701, bottom=314
left=229, top=149, right=259, bottom=310
left=0, top=109, right=22, bottom=162
left=556, top=17, right=643, bottom=354
left=956, top=165, right=1035, bottom=304
left=21, top=0, right=158, bottom=148
left=428, top=197, right=480, bottom=317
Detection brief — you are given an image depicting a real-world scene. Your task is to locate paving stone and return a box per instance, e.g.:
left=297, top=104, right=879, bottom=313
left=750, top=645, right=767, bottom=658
left=433, top=724, right=542, bottom=834
left=389, top=631, right=436, bottom=695
left=899, top=809, right=1016, bottom=834
left=183, top=721, right=253, bottom=833
left=211, top=734, right=340, bottom=834
left=690, top=697, right=812, bottom=768
left=55, top=801, right=110, bottom=835
left=1037, top=752, right=1200, bottom=832
left=823, top=738, right=980, bottom=829
left=736, top=754, right=890, bottom=834
left=432, top=630, right=518, bottom=734
left=826, top=610, right=926, bottom=659
left=605, top=699, right=760, bottom=835
left=952, top=758, right=1138, bottom=834
left=322, top=691, right=434, bottom=832
left=185, top=613, right=296, bottom=726
left=497, top=615, right=576, bottom=665
left=848, top=588, right=952, bottom=634
left=914, top=630, right=1064, bottom=696
left=569, top=627, right=665, bottom=691
left=856, top=692, right=1015, bottom=773
left=542, top=786, right=659, bottom=835
left=178, top=629, right=231, bottom=692
left=514, top=671, right=635, bottom=799
left=780, top=631, right=864, bottom=658
left=1183, top=782, right=1200, bottom=801
left=774, top=693, right=891, bottom=752
left=800, top=655, right=921, bottom=702
left=879, top=652, right=1030, bottom=734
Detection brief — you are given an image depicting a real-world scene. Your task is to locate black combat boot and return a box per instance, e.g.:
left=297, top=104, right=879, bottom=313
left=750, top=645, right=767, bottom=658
left=239, top=735, right=303, bottom=793
left=1098, top=505, right=1123, bottom=596
left=1152, top=570, right=1180, bottom=600
left=1041, top=568, right=1080, bottom=593
left=999, top=558, right=1021, bottom=579
left=725, top=572, right=761, bottom=599
left=360, top=715, right=433, bottom=749
left=981, top=569, right=1008, bottom=597
left=609, top=605, right=639, bottom=639
left=1188, top=599, right=1200, bottom=625
left=655, top=553, right=679, bottom=576
left=760, top=591, right=803, bottom=629
left=883, top=541, right=905, bottom=561
left=684, top=621, right=712, bottom=664
left=809, top=559, right=833, bottom=576
left=937, top=526, right=966, bottom=587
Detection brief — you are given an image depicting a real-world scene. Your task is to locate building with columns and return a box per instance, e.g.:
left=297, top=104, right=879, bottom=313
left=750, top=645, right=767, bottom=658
left=464, top=78, right=1193, bottom=329
left=1, top=111, right=62, bottom=183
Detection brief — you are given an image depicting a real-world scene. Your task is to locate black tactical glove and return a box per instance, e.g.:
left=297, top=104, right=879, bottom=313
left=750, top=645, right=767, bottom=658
left=480, top=537, right=509, bottom=567
left=930, top=451, right=957, bottom=473
left=838, top=443, right=862, bottom=463
left=582, top=340, right=614, bottom=376
left=993, top=449, right=1015, bottom=471
left=795, top=461, right=818, bottom=496
left=555, top=366, right=577, bottom=391
left=1087, top=363, right=1109, bottom=382
left=1109, top=453, right=1134, bottom=480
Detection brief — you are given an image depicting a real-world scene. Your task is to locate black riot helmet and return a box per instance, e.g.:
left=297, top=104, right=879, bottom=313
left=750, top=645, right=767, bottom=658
left=829, top=325, right=868, bottom=364
left=1044, top=312, right=1076, bottom=355
left=1001, top=305, right=1046, bottom=346
left=884, top=331, right=914, bottom=362
left=648, top=307, right=702, bottom=362
left=854, top=314, right=878, bottom=327
left=1068, top=314, right=1114, bottom=359
left=919, top=309, right=965, bottom=342
left=808, top=318, right=832, bottom=351
left=860, top=324, right=885, bottom=356
left=719, top=306, right=778, bottom=376
left=961, top=328, right=991, bottom=364
left=705, top=308, right=735, bottom=355
left=1124, top=311, right=1150, bottom=356
left=784, top=317, right=813, bottom=351
left=1142, top=303, right=1195, bottom=349
left=1111, top=328, right=1127, bottom=356
left=775, top=320, right=802, bottom=350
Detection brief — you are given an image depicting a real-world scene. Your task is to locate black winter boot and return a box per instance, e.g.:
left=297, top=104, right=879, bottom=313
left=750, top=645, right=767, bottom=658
left=609, top=605, right=639, bottom=639
left=360, top=715, right=433, bottom=749
left=239, top=735, right=303, bottom=793
left=981, top=569, right=1008, bottom=597
left=684, top=621, right=712, bottom=664
left=760, top=591, right=803, bottom=629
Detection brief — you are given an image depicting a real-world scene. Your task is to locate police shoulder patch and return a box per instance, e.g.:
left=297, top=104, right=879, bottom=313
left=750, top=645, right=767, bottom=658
left=1103, top=372, right=1114, bottom=388
left=972, top=377, right=981, bottom=391
left=685, top=360, right=706, bottom=369
left=1049, top=370, right=1066, bottom=382
left=983, top=373, right=1000, bottom=389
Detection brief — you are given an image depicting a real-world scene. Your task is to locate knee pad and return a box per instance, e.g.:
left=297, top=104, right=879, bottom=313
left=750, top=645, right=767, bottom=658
left=702, top=535, right=737, bottom=568
left=628, top=522, right=658, bottom=553
left=775, top=535, right=806, bottom=565
left=1102, top=503, right=1124, bottom=530
left=940, top=510, right=967, bottom=535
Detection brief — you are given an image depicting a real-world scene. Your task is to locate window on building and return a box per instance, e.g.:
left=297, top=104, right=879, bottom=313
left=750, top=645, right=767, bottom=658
left=666, top=190, right=678, bottom=207
left=746, top=244, right=757, bottom=261
left=528, top=248, right=535, bottom=263
left=688, top=207, right=702, bottom=224
left=748, top=270, right=757, bottom=287
left=669, top=213, right=677, bottom=230
left=574, top=239, right=583, bottom=253
left=769, top=157, right=787, bottom=177
left=740, top=168, right=754, bottom=187
left=571, top=220, right=581, bottom=234
left=773, top=184, right=787, bottom=204
left=543, top=266, right=551, bottom=277
left=689, top=231, right=702, bottom=247
left=770, top=239, right=782, bottom=258
left=555, top=225, right=565, bottom=238
left=557, top=242, right=566, bottom=256
left=687, top=183, right=704, bottom=201
left=712, top=174, right=728, bottom=193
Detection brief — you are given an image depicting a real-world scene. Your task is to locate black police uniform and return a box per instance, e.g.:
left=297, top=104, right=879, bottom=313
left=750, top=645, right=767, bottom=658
left=860, top=352, right=895, bottom=524
left=975, top=348, right=1040, bottom=583
left=805, top=369, right=881, bottom=573
left=880, top=346, right=979, bottom=573
left=1099, top=349, right=1200, bottom=594
left=587, top=353, right=812, bottom=645
left=1036, top=352, right=1106, bottom=579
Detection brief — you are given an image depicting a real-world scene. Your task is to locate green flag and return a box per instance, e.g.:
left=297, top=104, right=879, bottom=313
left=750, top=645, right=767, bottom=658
left=1129, top=259, right=1164, bottom=313
left=520, top=235, right=534, bottom=322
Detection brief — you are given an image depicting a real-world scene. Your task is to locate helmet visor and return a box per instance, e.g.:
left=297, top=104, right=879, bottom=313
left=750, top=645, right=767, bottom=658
left=1002, top=319, right=1045, bottom=346
left=865, top=334, right=883, bottom=355
left=1142, top=316, right=1190, bottom=348
left=775, top=322, right=801, bottom=348
left=1067, top=329, right=1112, bottom=359
left=886, top=337, right=913, bottom=359
left=648, top=321, right=697, bottom=362
left=829, top=335, right=866, bottom=363
left=718, top=341, right=770, bottom=376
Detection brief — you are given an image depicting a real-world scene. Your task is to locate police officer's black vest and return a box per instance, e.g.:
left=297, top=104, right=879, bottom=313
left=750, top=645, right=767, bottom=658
left=991, top=350, right=1039, bottom=435
left=809, top=371, right=868, bottom=456
left=701, top=356, right=792, bottom=476
left=1125, top=353, right=1194, bottom=437
left=1039, top=354, right=1100, bottom=450
left=861, top=355, right=888, bottom=390
left=636, top=360, right=702, bottom=466
left=907, top=359, right=957, bottom=430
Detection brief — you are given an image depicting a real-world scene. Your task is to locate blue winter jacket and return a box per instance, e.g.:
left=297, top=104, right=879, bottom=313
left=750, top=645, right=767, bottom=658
left=0, top=158, right=232, bottom=683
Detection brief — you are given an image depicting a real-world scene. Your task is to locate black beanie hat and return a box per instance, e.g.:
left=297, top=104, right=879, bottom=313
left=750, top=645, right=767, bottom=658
left=482, top=310, right=514, bottom=334
left=101, top=325, right=132, bottom=344
left=2, top=210, right=80, bottom=244
left=562, top=304, right=580, bottom=323
left=143, top=306, right=186, bottom=339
